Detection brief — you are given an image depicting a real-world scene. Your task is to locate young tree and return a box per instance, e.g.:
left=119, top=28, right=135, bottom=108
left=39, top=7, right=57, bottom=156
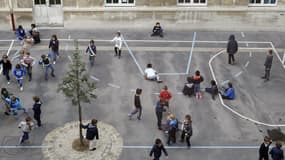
left=57, top=39, right=96, bottom=146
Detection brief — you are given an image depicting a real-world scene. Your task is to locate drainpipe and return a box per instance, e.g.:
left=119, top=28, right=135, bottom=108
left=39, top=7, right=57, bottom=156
left=9, top=0, right=16, bottom=31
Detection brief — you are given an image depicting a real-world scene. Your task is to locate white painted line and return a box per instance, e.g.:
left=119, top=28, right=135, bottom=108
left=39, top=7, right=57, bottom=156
left=153, top=93, right=160, bottom=95
left=65, top=35, right=71, bottom=52
left=108, top=83, right=121, bottom=89
left=121, top=34, right=144, bottom=75
left=282, top=51, right=285, bottom=64
left=11, top=54, right=20, bottom=62
left=68, top=55, right=73, bottom=64
left=158, top=73, right=187, bottom=76
left=246, top=43, right=249, bottom=47
left=122, top=145, right=263, bottom=149
left=130, top=89, right=136, bottom=92
left=249, top=52, right=252, bottom=57
left=176, top=92, right=183, bottom=95
left=234, top=71, right=243, bottom=77
left=0, top=39, right=273, bottom=44
left=209, top=49, right=285, bottom=127
left=7, top=40, right=15, bottom=56
left=90, top=75, right=100, bottom=82
left=244, top=61, right=250, bottom=68
left=0, top=146, right=50, bottom=149
left=221, top=80, right=230, bottom=86
left=186, top=32, right=197, bottom=74
left=241, top=32, right=245, bottom=38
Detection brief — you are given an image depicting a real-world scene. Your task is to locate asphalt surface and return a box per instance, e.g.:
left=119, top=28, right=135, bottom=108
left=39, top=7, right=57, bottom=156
left=0, top=29, right=285, bottom=160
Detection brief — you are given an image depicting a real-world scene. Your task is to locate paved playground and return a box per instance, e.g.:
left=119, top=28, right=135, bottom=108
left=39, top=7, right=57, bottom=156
left=0, top=29, right=285, bottom=160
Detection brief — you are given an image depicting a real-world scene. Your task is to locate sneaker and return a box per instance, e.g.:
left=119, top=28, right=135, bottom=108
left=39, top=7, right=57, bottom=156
left=137, top=117, right=141, bottom=120
left=261, top=76, right=266, bottom=79
left=90, top=148, right=96, bottom=151
left=4, top=112, right=10, bottom=116
left=20, top=87, right=23, bottom=91
left=128, top=114, right=132, bottom=120
left=7, top=81, right=10, bottom=85
left=53, top=61, right=56, bottom=64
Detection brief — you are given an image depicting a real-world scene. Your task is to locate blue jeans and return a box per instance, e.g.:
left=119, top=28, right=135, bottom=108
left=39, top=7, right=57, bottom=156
left=17, top=79, right=23, bottom=87
left=52, top=50, right=59, bottom=62
left=20, top=132, right=29, bottom=144
left=3, top=69, right=10, bottom=81
left=45, top=65, right=54, bottom=79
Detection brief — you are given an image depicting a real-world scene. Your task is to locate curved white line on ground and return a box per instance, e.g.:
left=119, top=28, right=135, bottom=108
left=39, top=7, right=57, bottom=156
left=209, top=49, right=285, bottom=127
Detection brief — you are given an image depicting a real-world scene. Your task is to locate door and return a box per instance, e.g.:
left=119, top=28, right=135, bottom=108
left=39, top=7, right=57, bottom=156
left=33, top=0, right=64, bottom=26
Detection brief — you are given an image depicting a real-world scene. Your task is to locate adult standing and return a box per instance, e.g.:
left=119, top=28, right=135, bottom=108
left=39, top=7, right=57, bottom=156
left=111, top=31, right=122, bottom=59
left=18, top=116, right=34, bottom=144
left=81, top=119, right=99, bottom=151
left=85, top=40, right=97, bottom=67
left=49, top=34, right=59, bottom=64
left=149, top=138, right=168, bottom=160
left=270, top=141, right=284, bottom=160
left=227, top=34, right=238, bottom=65
left=262, top=49, right=274, bottom=82
left=128, top=88, right=142, bottom=120
left=0, top=55, right=12, bottom=84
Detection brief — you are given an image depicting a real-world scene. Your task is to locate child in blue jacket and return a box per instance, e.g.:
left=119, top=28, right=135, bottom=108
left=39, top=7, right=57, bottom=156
left=220, top=82, right=235, bottom=100
left=6, top=96, right=27, bottom=119
left=15, top=25, right=26, bottom=41
left=13, top=64, right=26, bottom=91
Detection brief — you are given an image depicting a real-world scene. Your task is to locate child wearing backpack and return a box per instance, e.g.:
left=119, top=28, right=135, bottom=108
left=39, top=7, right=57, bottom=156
left=192, top=70, right=204, bottom=99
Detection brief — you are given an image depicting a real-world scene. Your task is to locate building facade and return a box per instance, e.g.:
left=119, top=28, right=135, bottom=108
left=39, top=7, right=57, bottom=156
left=0, top=0, right=285, bottom=30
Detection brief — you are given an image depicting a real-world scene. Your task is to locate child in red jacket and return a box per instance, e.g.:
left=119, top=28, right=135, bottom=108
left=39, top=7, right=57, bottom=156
left=159, top=85, right=172, bottom=111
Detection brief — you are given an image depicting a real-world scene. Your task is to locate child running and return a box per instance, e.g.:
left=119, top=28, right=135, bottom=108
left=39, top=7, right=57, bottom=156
left=39, top=54, right=55, bottom=80
left=111, top=31, right=122, bottom=59
left=13, top=64, right=26, bottom=91
left=18, top=116, right=34, bottom=144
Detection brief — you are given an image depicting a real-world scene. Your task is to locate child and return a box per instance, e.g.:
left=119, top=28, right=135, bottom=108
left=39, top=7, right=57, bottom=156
left=205, top=80, right=219, bottom=100
left=220, top=82, right=235, bottom=100
left=39, top=54, right=55, bottom=80
left=128, top=88, right=142, bottom=120
left=192, top=70, right=204, bottom=99
left=22, top=35, right=34, bottom=53
left=144, top=63, right=162, bottom=83
left=18, top=116, right=34, bottom=144
left=227, top=34, right=238, bottom=65
left=85, top=40, right=97, bottom=66
left=49, top=34, right=59, bottom=64
left=15, top=25, right=26, bottom=41
left=159, top=85, right=172, bottom=111
left=155, top=99, right=165, bottom=130
left=182, top=76, right=194, bottom=97
left=259, top=136, right=272, bottom=160
left=149, top=138, right=168, bottom=160
left=32, top=96, right=42, bottom=127
left=270, top=141, right=284, bottom=160
left=22, top=52, right=35, bottom=81
left=1, top=88, right=12, bottom=115
left=30, top=24, right=40, bottom=44
left=166, top=114, right=178, bottom=145
left=180, top=114, right=193, bottom=147
left=111, top=32, right=122, bottom=59
left=13, top=64, right=26, bottom=91
left=81, top=119, right=99, bottom=151
left=151, top=22, right=164, bottom=38
left=6, top=96, right=28, bottom=119
left=0, top=55, right=12, bottom=84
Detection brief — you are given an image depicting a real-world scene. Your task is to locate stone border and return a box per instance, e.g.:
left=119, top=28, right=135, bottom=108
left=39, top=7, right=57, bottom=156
left=42, top=120, right=123, bottom=160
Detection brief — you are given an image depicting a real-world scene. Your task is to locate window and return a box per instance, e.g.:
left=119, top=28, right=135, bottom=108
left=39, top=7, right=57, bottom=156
left=178, top=0, right=207, bottom=6
left=105, top=0, right=135, bottom=6
left=35, top=0, right=46, bottom=5
left=50, top=0, right=61, bottom=5
left=249, top=0, right=277, bottom=6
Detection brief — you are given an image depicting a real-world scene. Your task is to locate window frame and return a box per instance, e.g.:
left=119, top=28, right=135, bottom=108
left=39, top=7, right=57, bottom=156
left=34, top=0, right=47, bottom=5
left=105, top=0, right=136, bottom=7
left=49, top=0, right=61, bottom=5
left=248, top=0, right=278, bottom=7
left=177, top=0, right=208, bottom=6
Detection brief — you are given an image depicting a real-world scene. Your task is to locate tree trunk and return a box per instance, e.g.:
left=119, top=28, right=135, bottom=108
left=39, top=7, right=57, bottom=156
left=78, top=101, right=83, bottom=145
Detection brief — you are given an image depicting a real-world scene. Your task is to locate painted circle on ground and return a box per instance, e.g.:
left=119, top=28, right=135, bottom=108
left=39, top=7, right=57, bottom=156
left=42, top=120, right=123, bottom=160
